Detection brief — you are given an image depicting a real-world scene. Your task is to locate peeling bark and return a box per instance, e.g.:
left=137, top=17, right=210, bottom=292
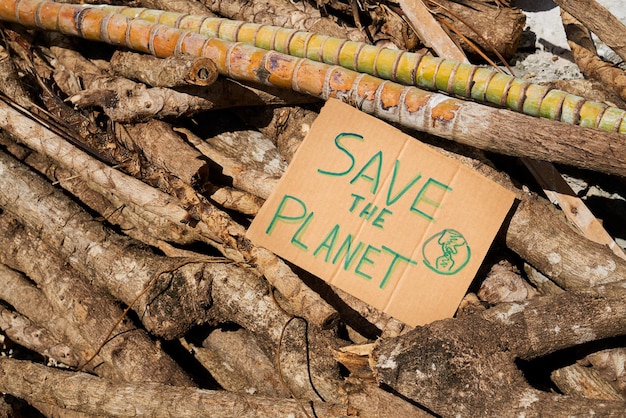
left=372, top=286, right=626, bottom=416
left=0, top=358, right=351, bottom=418
left=0, top=213, right=194, bottom=385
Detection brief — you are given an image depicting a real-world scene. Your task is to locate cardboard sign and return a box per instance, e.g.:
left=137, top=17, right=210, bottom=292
left=247, top=99, right=516, bottom=326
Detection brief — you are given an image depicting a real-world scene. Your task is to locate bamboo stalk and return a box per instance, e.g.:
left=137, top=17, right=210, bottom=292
left=59, top=1, right=626, bottom=132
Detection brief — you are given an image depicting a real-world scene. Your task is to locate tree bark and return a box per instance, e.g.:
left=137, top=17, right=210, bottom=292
left=372, top=286, right=626, bottom=416
left=0, top=98, right=337, bottom=328
left=553, top=0, right=626, bottom=62
left=0, top=358, right=351, bottom=418
left=507, top=192, right=626, bottom=290
left=562, top=11, right=626, bottom=102
left=200, top=0, right=366, bottom=42
left=0, top=212, right=194, bottom=385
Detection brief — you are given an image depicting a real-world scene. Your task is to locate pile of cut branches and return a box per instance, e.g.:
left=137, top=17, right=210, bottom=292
left=0, top=0, right=626, bottom=416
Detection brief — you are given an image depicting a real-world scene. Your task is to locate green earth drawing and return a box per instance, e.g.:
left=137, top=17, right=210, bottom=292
left=422, top=229, right=471, bottom=275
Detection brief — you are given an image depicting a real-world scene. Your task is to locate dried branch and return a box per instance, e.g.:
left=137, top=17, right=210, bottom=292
left=553, top=0, right=626, bottom=62
left=562, top=10, right=626, bottom=102
left=507, top=192, right=626, bottom=290
left=0, top=209, right=194, bottom=385
left=200, top=0, right=366, bottom=41
left=372, top=285, right=626, bottom=415
left=111, top=51, right=219, bottom=88
left=0, top=358, right=351, bottom=418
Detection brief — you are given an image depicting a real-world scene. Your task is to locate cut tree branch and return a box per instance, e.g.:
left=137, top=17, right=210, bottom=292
left=553, top=0, right=626, bottom=62
left=0, top=358, right=351, bottom=418
left=372, top=285, right=626, bottom=416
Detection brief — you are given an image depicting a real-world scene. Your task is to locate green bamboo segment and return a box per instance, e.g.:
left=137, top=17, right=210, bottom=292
left=539, top=90, right=567, bottom=120
left=599, top=107, right=626, bottom=131
left=449, top=63, right=474, bottom=98
left=434, top=60, right=459, bottom=93
left=579, top=102, right=608, bottom=129
left=470, top=68, right=497, bottom=104
left=37, top=1, right=626, bottom=134
left=485, top=74, right=513, bottom=107
left=522, top=84, right=550, bottom=117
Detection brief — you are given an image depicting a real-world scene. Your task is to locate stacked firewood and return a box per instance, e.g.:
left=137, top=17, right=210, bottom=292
left=0, top=0, right=625, bottom=416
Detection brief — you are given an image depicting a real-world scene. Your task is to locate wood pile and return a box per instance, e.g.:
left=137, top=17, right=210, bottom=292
left=0, top=0, right=625, bottom=416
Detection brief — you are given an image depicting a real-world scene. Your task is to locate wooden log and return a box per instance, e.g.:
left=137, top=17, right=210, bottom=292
left=234, top=105, right=319, bottom=163
left=371, top=286, right=626, bottom=415
left=553, top=0, right=626, bottom=62
left=0, top=358, right=351, bottom=418
left=0, top=297, right=77, bottom=368
left=523, top=263, right=565, bottom=296
left=507, top=192, right=626, bottom=290
left=340, top=377, right=435, bottom=417
left=562, top=11, right=626, bottom=102
left=117, top=120, right=209, bottom=187
left=208, top=262, right=344, bottom=402
left=0, top=264, right=80, bottom=367
left=551, top=363, right=625, bottom=401
left=110, top=51, right=218, bottom=87
left=0, top=212, right=194, bottom=385
left=586, top=348, right=626, bottom=396
left=19, top=147, right=203, bottom=252
left=181, top=330, right=291, bottom=397
left=182, top=127, right=286, bottom=200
